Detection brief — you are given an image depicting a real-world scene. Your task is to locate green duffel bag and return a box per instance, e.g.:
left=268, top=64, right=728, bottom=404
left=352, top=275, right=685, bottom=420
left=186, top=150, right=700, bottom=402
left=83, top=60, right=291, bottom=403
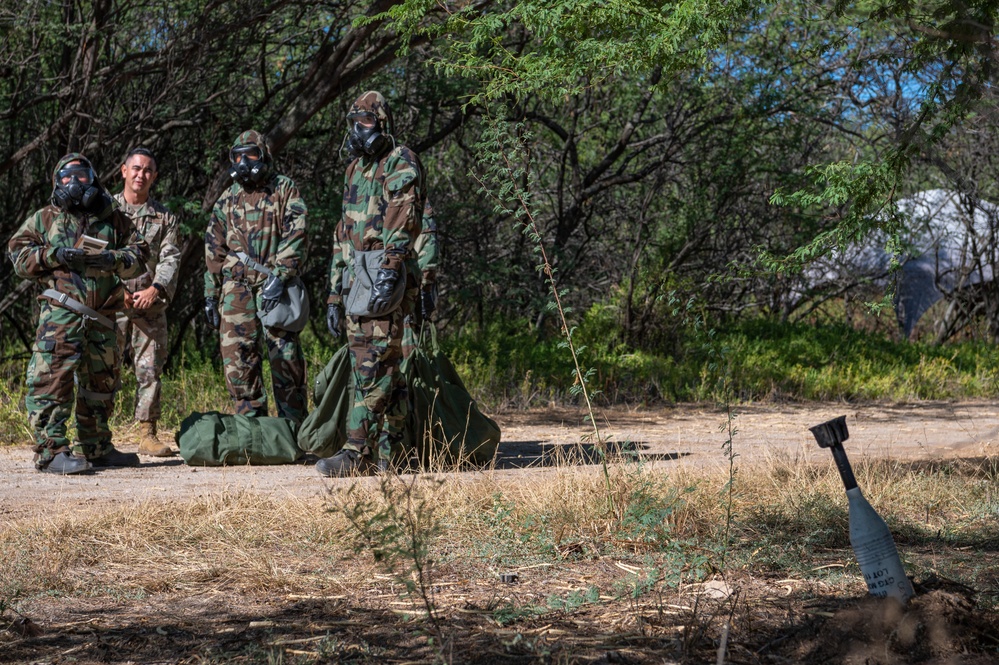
left=403, top=326, right=501, bottom=466
left=296, top=344, right=352, bottom=459
left=296, top=327, right=502, bottom=468
left=177, top=412, right=303, bottom=466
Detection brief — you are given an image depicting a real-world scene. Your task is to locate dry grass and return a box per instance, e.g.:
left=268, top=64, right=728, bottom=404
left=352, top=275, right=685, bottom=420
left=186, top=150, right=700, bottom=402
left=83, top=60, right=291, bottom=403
left=1, top=455, right=996, bottom=602
left=1, top=454, right=997, bottom=663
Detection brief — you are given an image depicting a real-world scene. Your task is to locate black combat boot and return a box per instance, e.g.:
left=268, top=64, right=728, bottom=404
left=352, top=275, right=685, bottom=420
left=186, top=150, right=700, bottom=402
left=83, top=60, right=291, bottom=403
left=38, top=451, right=92, bottom=475
left=315, top=448, right=372, bottom=477
left=90, top=447, right=141, bottom=468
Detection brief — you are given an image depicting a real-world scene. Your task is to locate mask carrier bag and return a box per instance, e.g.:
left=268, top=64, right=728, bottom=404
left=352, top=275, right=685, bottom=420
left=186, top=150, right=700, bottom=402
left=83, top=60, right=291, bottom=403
left=343, top=249, right=406, bottom=317
left=234, top=251, right=310, bottom=332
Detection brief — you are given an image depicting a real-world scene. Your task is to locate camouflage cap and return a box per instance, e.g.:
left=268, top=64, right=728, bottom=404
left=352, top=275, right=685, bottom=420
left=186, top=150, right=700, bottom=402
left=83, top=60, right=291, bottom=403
left=52, top=153, right=94, bottom=187
left=348, top=91, right=394, bottom=135
left=232, top=129, right=272, bottom=163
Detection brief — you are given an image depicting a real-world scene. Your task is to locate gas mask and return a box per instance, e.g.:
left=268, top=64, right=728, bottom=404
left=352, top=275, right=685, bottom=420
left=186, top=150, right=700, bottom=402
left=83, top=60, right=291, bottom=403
left=51, top=163, right=103, bottom=213
left=346, top=112, right=389, bottom=158
left=229, top=145, right=269, bottom=186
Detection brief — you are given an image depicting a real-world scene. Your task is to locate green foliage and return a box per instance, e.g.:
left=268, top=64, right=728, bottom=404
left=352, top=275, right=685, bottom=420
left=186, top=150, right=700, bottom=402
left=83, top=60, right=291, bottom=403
left=0, top=358, right=32, bottom=446
left=545, top=585, right=600, bottom=613
left=467, top=100, right=614, bottom=501
left=4, top=0, right=999, bottom=390
left=707, top=318, right=999, bottom=401
left=490, top=601, right=549, bottom=627
left=385, top=0, right=763, bottom=104
left=742, top=491, right=850, bottom=572
left=719, top=406, right=739, bottom=563
left=473, top=494, right=562, bottom=564
left=337, top=475, right=442, bottom=574
left=445, top=318, right=593, bottom=408
left=479, top=587, right=602, bottom=632
left=614, top=471, right=687, bottom=546
left=5, top=314, right=999, bottom=452
left=767, top=0, right=999, bottom=271
left=446, top=312, right=999, bottom=407
left=767, top=160, right=906, bottom=272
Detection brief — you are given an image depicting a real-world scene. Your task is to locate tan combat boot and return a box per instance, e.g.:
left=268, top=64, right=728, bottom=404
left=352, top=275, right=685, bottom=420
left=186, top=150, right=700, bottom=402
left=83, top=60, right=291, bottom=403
left=137, top=421, right=175, bottom=457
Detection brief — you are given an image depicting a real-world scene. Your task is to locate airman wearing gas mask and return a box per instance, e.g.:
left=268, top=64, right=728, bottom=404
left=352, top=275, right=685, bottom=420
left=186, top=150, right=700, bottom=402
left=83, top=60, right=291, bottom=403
left=320, top=91, right=426, bottom=477
left=8, top=153, right=149, bottom=473
left=203, top=130, right=309, bottom=424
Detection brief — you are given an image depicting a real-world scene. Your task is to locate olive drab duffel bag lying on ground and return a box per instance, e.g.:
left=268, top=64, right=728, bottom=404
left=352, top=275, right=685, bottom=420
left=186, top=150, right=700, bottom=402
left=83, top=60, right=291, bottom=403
left=298, top=326, right=501, bottom=467
left=176, top=411, right=302, bottom=466
left=176, top=328, right=500, bottom=468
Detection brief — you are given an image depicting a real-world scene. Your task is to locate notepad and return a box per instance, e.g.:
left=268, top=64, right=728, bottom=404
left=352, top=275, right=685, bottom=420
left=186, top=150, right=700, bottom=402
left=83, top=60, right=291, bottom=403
left=75, top=234, right=108, bottom=253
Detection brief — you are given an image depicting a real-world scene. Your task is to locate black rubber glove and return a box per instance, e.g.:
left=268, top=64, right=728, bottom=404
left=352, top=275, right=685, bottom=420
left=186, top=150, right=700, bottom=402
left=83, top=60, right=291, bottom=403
left=368, top=267, right=400, bottom=314
left=83, top=250, right=118, bottom=272
left=55, top=247, right=86, bottom=273
left=260, top=274, right=284, bottom=313
left=204, top=297, right=221, bottom=330
left=420, top=289, right=436, bottom=320
left=326, top=303, right=344, bottom=338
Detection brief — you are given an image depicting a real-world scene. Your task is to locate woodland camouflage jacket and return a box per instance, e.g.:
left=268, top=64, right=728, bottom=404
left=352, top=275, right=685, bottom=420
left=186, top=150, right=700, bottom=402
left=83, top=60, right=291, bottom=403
left=326, top=145, right=426, bottom=305
left=203, top=173, right=308, bottom=299
left=8, top=154, right=149, bottom=316
left=414, top=198, right=439, bottom=290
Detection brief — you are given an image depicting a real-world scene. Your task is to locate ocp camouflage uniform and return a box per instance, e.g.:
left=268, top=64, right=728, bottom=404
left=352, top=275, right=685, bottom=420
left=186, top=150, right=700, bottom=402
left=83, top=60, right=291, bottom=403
left=8, top=154, right=149, bottom=466
left=205, top=130, right=309, bottom=424
left=328, top=91, right=425, bottom=463
left=114, top=194, right=181, bottom=423
left=401, top=198, right=440, bottom=359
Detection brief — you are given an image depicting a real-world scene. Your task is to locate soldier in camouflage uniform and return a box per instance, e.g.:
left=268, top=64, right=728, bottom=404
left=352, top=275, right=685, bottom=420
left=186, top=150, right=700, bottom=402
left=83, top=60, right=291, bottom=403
left=319, top=91, right=426, bottom=477
left=8, top=154, right=150, bottom=474
left=203, top=130, right=308, bottom=424
left=114, top=147, right=181, bottom=457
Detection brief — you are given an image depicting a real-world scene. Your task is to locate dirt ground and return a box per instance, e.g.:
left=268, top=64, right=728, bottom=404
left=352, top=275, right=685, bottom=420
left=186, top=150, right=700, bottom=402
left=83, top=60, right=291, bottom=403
left=1, top=401, right=996, bottom=521
left=1, top=401, right=998, bottom=664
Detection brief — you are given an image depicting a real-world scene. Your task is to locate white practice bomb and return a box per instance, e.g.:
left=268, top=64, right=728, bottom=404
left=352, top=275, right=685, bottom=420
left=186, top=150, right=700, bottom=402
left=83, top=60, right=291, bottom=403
left=809, top=416, right=914, bottom=603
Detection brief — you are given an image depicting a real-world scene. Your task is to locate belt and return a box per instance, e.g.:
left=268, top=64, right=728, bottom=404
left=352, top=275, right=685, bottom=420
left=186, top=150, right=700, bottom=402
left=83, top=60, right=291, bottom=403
left=41, top=289, right=115, bottom=329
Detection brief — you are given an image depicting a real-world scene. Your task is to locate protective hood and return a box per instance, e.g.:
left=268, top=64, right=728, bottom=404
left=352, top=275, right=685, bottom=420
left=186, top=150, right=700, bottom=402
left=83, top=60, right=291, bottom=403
left=231, top=130, right=273, bottom=163
left=51, top=152, right=107, bottom=214
left=52, top=153, right=95, bottom=189
left=348, top=91, right=394, bottom=136
left=229, top=129, right=272, bottom=187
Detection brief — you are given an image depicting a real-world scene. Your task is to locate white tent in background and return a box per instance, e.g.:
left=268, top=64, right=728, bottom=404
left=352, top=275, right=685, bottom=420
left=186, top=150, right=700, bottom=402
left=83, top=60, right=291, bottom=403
left=893, top=189, right=997, bottom=337
left=800, top=189, right=999, bottom=338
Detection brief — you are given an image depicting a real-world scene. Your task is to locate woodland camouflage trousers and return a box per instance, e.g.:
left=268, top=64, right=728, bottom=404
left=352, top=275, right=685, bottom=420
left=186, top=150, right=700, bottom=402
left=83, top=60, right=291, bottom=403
left=26, top=302, right=119, bottom=466
left=116, top=306, right=167, bottom=422
left=344, top=292, right=416, bottom=462
left=218, top=280, right=307, bottom=424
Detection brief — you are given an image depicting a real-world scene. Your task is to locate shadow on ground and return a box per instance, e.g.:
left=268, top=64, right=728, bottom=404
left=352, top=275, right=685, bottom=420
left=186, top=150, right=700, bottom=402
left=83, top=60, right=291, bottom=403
left=3, top=577, right=997, bottom=664
left=492, top=440, right=689, bottom=469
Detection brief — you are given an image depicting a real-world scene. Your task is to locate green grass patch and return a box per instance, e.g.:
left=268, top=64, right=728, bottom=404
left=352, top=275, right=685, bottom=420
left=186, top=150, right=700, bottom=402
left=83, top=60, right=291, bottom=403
left=445, top=315, right=999, bottom=407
